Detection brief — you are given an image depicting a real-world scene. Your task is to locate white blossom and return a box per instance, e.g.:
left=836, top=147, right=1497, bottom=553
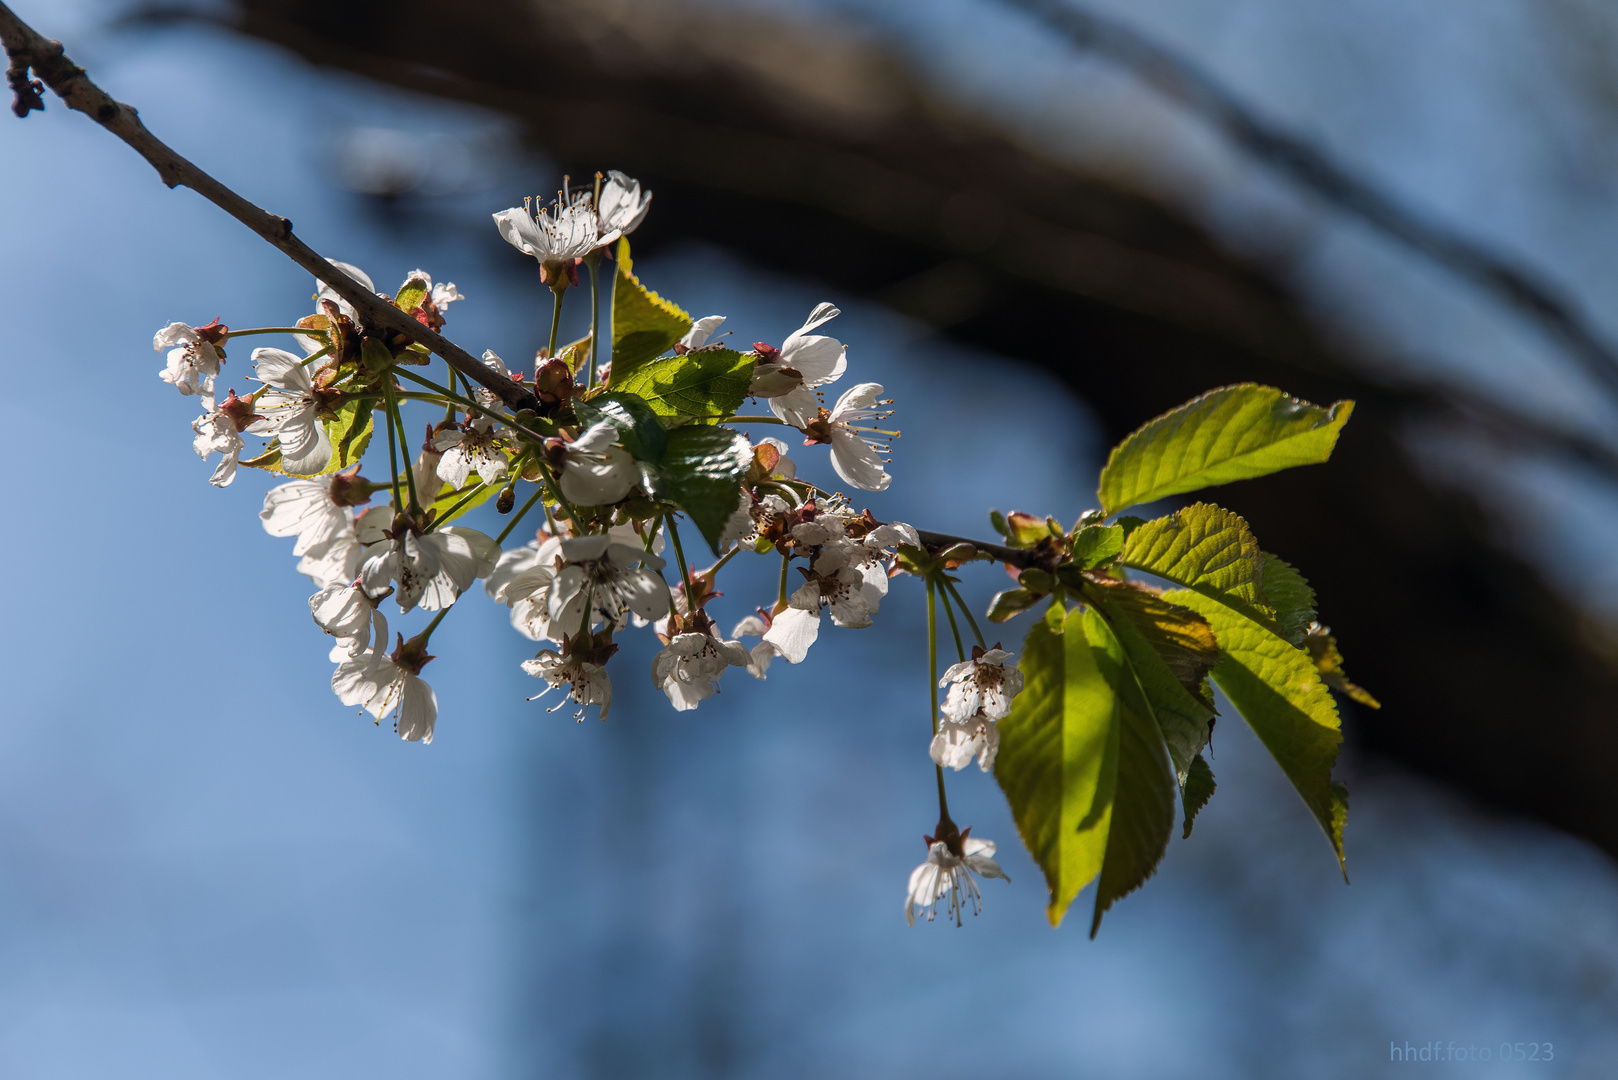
left=651, top=632, right=752, bottom=711
left=332, top=647, right=438, bottom=743
left=261, top=478, right=353, bottom=557
left=760, top=303, right=848, bottom=424
left=246, top=347, right=332, bottom=475
left=403, top=268, right=463, bottom=312
left=310, top=583, right=388, bottom=661
left=596, top=170, right=652, bottom=240
left=191, top=405, right=244, bottom=488
left=557, top=421, right=635, bottom=506
left=545, top=535, right=671, bottom=636
left=930, top=715, right=1000, bottom=773
left=357, top=507, right=501, bottom=612
left=314, top=259, right=376, bottom=323
left=905, top=834, right=1008, bottom=926
left=730, top=613, right=780, bottom=680
left=522, top=649, right=612, bottom=720
left=939, top=648, right=1023, bottom=723
left=492, top=194, right=599, bottom=279
left=486, top=535, right=566, bottom=642
left=433, top=415, right=510, bottom=488
left=821, top=382, right=895, bottom=492
left=677, top=315, right=726, bottom=353
left=472, top=350, right=520, bottom=410
left=154, top=322, right=221, bottom=398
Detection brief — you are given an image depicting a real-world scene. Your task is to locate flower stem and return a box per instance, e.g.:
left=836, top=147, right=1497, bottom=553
left=419, top=605, right=452, bottom=643
left=392, top=368, right=499, bottom=425
left=385, top=381, right=419, bottom=513
left=299, top=345, right=331, bottom=367
left=666, top=514, right=695, bottom=601
left=935, top=575, right=967, bottom=663
left=941, top=577, right=988, bottom=650
left=547, top=284, right=564, bottom=359
left=777, top=551, right=790, bottom=607
left=226, top=326, right=321, bottom=338
left=926, top=576, right=952, bottom=825
left=532, top=457, right=582, bottom=534
left=496, top=483, right=546, bottom=544
left=382, top=388, right=404, bottom=513
left=720, top=415, right=788, bottom=425
left=707, top=543, right=742, bottom=577
left=586, top=254, right=601, bottom=390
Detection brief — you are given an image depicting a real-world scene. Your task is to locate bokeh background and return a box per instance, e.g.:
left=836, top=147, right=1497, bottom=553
left=4, top=0, right=1618, bottom=1076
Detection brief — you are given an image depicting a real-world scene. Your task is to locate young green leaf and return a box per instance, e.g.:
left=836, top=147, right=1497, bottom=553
left=239, top=400, right=373, bottom=478
left=1097, top=384, right=1354, bottom=515
left=657, top=425, right=750, bottom=554
left=1261, top=553, right=1316, bottom=646
left=994, top=613, right=1116, bottom=927
left=575, top=391, right=669, bottom=464
left=614, top=348, right=755, bottom=422
left=558, top=333, right=592, bottom=375
left=1070, top=523, right=1125, bottom=568
left=608, top=237, right=693, bottom=381
left=427, top=475, right=497, bottom=521
left=1086, top=608, right=1178, bottom=937
left=1166, top=587, right=1349, bottom=875
left=1119, top=503, right=1268, bottom=613
left=1181, top=753, right=1216, bottom=838
left=394, top=276, right=429, bottom=316
left=1086, top=578, right=1218, bottom=782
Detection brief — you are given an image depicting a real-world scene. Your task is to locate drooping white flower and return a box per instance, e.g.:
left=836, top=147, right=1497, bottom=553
left=433, top=415, right=510, bottom=488
left=261, top=478, right=355, bottom=557
left=556, top=421, right=635, bottom=506
left=813, top=382, right=895, bottom=492
left=940, top=647, right=1024, bottom=723
left=651, top=632, right=752, bottom=711
left=154, top=322, right=222, bottom=398
left=596, top=170, right=652, bottom=240
left=545, top=535, right=671, bottom=636
left=676, top=315, right=726, bottom=353
left=191, top=387, right=257, bottom=489
left=310, top=583, right=389, bottom=661
left=522, top=649, right=612, bottom=720
left=759, top=303, right=848, bottom=424
left=492, top=194, right=599, bottom=283
left=357, top=507, right=501, bottom=612
left=905, top=833, right=1009, bottom=926
left=332, top=642, right=438, bottom=743
left=930, top=715, right=1001, bottom=773
left=760, top=567, right=867, bottom=665
left=730, top=613, right=781, bottom=680
left=246, top=347, right=332, bottom=475
left=298, top=529, right=364, bottom=590
left=486, top=534, right=566, bottom=642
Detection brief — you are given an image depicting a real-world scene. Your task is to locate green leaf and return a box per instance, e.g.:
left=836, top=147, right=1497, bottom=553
left=428, top=476, right=497, bottom=522
left=558, top=333, right=592, bottom=376
left=1097, top=384, right=1354, bottom=515
left=1261, top=553, right=1316, bottom=646
left=608, top=237, right=692, bottom=381
left=575, top=391, right=669, bottom=464
left=1166, top=587, right=1349, bottom=874
left=1120, top=503, right=1268, bottom=613
left=987, top=587, right=1039, bottom=623
left=394, top=276, right=429, bottom=315
left=615, top=348, right=755, bottom=422
left=994, top=613, right=1115, bottom=927
left=1070, top=524, right=1124, bottom=569
left=1086, top=577, right=1218, bottom=782
left=1181, top=753, right=1216, bottom=838
left=994, top=607, right=1178, bottom=932
left=1086, top=608, right=1178, bottom=936
left=657, top=425, right=750, bottom=554
left=1305, top=624, right=1381, bottom=709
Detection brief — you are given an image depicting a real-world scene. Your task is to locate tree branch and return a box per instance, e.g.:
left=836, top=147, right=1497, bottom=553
left=997, top=0, right=1618, bottom=404
left=914, top=529, right=1039, bottom=569
left=0, top=1, right=540, bottom=414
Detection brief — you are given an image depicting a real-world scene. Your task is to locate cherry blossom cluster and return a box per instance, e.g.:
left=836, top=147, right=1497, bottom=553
left=151, top=170, right=1020, bottom=925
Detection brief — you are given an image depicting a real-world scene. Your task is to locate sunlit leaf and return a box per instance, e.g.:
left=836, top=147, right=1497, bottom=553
left=1166, top=587, right=1349, bottom=875
left=1070, top=523, right=1124, bottom=568
left=1097, top=384, right=1354, bottom=514
left=575, top=391, right=669, bottom=464
left=608, top=237, right=692, bottom=381
left=1261, top=553, right=1316, bottom=646
left=614, top=348, right=754, bottom=422
left=1305, top=624, right=1381, bottom=709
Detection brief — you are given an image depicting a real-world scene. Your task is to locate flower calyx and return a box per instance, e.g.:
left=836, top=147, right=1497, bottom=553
left=194, top=317, right=230, bottom=357
left=533, top=357, right=577, bottom=407
left=390, top=630, right=436, bottom=676
left=215, top=387, right=263, bottom=432
left=328, top=463, right=380, bottom=508
left=925, top=817, right=967, bottom=860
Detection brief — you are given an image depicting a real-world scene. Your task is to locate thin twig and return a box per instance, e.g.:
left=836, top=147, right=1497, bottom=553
left=996, top=0, right=1618, bottom=401
left=0, top=2, right=540, bottom=413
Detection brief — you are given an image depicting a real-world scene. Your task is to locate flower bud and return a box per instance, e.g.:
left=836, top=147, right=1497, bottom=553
left=496, top=484, right=516, bottom=514
left=328, top=464, right=378, bottom=507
